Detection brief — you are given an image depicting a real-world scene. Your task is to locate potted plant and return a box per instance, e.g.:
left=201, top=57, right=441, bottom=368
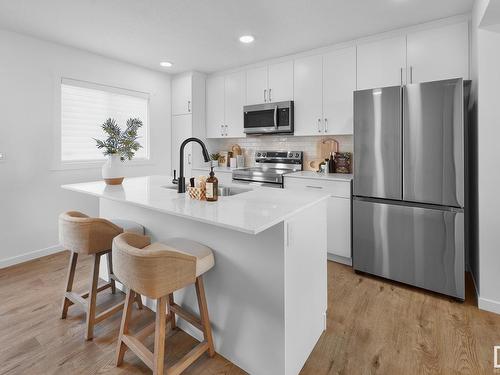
left=94, top=118, right=143, bottom=185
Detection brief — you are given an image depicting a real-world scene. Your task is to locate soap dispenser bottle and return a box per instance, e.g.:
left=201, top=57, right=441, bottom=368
left=206, top=167, right=218, bottom=202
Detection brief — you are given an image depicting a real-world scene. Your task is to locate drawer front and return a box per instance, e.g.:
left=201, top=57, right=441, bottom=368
left=284, top=177, right=351, bottom=198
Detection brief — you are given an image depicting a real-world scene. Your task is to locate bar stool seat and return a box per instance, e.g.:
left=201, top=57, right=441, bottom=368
left=113, top=233, right=216, bottom=375
left=145, top=238, right=214, bottom=277
left=59, top=211, right=145, bottom=340
left=109, top=219, right=145, bottom=235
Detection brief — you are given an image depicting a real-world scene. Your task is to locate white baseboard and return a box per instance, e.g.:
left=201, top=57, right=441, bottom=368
left=327, top=253, right=352, bottom=266
left=0, top=245, right=64, bottom=269
left=478, top=297, right=500, bottom=315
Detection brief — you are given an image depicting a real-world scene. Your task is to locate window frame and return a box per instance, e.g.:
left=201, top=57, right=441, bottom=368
left=52, top=77, right=152, bottom=170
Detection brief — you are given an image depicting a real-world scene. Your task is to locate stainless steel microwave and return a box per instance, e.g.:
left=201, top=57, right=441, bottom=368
left=243, top=101, right=294, bottom=135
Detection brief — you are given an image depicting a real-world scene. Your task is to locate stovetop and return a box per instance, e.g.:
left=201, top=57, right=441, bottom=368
left=232, top=151, right=303, bottom=185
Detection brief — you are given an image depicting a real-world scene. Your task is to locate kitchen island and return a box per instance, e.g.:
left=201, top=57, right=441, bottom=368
left=62, top=175, right=328, bottom=375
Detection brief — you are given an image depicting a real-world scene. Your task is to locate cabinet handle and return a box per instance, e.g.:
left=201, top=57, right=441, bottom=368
left=324, top=118, right=328, bottom=133
left=221, top=124, right=224, bottom=136
left=410, top=66, right=413, bottom=84
left=317, top=118, right=322, bottom=133
left=269, top=88, right=272, bottom=102
left=400, top=67, right=403, bottom=85
left=188, top=153, right=192, bottom=165
left=187, top=100, right=191, bottom=112
left=225, top=125, right=228, bottom=136
left=306, top=185, right=323, bottom=189
left=264, top=89, right=267, bottom=103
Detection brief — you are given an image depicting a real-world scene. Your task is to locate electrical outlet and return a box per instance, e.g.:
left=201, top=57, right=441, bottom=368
left=0, top=152, right=4, bottom=162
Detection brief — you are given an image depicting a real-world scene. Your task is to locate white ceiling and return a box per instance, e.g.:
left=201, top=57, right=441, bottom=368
left=0, top=0, right=474, bottom=74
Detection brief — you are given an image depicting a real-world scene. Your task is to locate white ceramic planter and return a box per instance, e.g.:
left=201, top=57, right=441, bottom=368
left=102, top=154, right=125, bottom=185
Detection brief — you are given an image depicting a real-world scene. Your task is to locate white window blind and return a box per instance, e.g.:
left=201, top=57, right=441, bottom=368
left=61, top=78, right=149, bottom=162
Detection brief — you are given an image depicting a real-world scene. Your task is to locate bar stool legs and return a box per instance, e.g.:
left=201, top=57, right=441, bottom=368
left=60, top=250, right=143, bottom=340
left=195, top=277, right=215, bottom=357
left=115, top=275, right=215, bottom=375
left=61, top=252, right=78, bottom=319
left=153, top=296, right=167, bottom=375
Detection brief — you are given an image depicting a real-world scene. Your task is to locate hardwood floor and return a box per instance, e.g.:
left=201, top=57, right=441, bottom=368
left=1, top=251, right=499, bottom=375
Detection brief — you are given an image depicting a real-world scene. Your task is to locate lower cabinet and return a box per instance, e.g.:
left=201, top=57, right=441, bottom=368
left=284, top=176, right=352, bottom=265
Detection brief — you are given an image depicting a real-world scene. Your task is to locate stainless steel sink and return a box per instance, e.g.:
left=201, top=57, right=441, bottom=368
left=160, top=185, right=250, bottom=196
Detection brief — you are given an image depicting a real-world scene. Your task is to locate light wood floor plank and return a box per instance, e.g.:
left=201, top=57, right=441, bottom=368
left=1, top=251, right=499, bottom=375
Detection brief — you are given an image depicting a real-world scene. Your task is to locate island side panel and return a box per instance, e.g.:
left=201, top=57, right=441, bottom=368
left=99, top=197, right=286, bottom=375
left=284, top=201, right=328, bottom=375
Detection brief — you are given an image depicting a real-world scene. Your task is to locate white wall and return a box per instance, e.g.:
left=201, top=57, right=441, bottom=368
left=0, top=29, right=171, bottom=267
left=471, top=0, right=500, bottom=313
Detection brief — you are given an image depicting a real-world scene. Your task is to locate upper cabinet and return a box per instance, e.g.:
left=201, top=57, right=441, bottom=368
left=323, top=47, right=357, bottom=135
left=268, top=61, right=294, bottom=102
left=294, top=46, right=357, bottom=136
left=357, top=36, right=407, bottom=90
left=246, top=66, right=268, bottom=105
left=203, top=20, right=470, bottom=138
left=206, top=72, right=246, bottom=139
left=224, top=71, right=246, bottom=138
left=206, top=75, right=225, bottom=138
left=407, top=22, right=469, bottom=84
left=246, top=61, right=293, bottom=105
left=172, top=74, right=192, bottom=115
left=293, top=54, right=323, bottom=136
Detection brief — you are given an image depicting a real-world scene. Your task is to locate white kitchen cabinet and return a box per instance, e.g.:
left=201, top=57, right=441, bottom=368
left=246, top=62, right=293, bottom=105
left=284, top=175, right=352, bottom=265
left=293, top=54, right=323, bottom=136
left=327, top=197, right=351, bottom=259
left=224, top=71, right=246, bottom=138
left=268, top=61, right=294, bottom=102
left=357, top=35, right=407, bottom=90
left=407, top=22, right=469, bottom=84
left=323, top=46, right=356, bottom=135
left=246, top=66, right=268, bottom=105
left=206, top=75, right=225, bottom=138
left=172, top=74, right=192, bottom=115
left=172, top=114, right=192, bottom=177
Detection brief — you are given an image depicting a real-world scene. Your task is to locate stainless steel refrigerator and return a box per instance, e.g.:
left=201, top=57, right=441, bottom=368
left=352, top=78, right=470, bottom=300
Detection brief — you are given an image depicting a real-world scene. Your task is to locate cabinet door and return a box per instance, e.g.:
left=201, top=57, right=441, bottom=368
left=206, top=75, right=225, bottom=138
left=246, top=66, right=268, bottom=105
left=224, top=71, right=246, bottom=138
left=293, top=54, right=323, bottom=136
left=172, top=74, right=192, bottom=115
left=327, top=197, right=351, bottom=258
left=323, top=47, right=356, bottom=135
left=357, top=36, right=406, bottom=90
left=407, top=22, right=469, bottom=84
left=268, top=61, right=293, bottom=102
left=172, top=114, right=192, bottom=177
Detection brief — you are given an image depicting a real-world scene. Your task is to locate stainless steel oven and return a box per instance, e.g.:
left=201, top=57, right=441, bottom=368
left=243, top=101, right=294, bottom=135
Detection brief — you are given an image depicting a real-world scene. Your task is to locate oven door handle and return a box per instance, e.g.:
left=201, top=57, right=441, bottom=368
left=273, top=105, right=278, bottom=130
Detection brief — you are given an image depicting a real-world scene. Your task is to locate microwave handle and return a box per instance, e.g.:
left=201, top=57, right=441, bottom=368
left=274, top=105, right=278, bottom=129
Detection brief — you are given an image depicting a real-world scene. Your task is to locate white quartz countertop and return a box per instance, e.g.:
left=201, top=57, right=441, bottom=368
left=61, top=175, right=329, bottom=235
left=285, top=171, right=353, bottom=182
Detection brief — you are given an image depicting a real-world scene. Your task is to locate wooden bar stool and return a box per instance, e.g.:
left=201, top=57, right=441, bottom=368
left=112, top=232, right=215, bottom=375
left=59, top=211, right=145, bottom=340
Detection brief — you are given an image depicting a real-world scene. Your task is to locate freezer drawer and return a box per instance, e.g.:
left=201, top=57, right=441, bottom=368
left=354, top=86, right=402, bottom=200
left=352, top=198, right=464, bottom=299
left=403, top=78, right=464, bottom=207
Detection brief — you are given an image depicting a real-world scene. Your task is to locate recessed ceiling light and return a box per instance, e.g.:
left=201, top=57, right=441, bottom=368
left=160, top=61, right=173, bottom=67
left=239, top=35, right=255, bottom=44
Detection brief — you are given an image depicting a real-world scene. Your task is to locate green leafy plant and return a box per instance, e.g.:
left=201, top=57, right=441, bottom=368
left=94, top=118, right=143, bottom=160
left=210, top=152, right=220, bottom=161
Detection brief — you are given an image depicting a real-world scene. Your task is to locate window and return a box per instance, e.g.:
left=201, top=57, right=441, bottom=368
left=61, top=78, right=149, bottom=162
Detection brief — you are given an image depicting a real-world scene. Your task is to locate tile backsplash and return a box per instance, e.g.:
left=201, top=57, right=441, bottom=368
left=205, top=134, right=352, bottom=171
